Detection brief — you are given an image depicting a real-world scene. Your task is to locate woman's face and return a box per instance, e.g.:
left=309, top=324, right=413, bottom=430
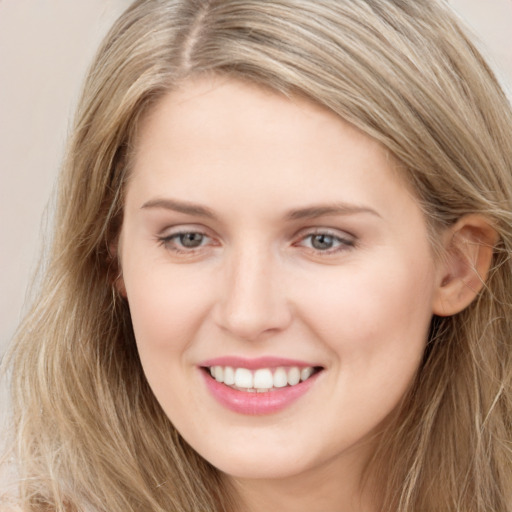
left=118, top=77, right=442, bottom=482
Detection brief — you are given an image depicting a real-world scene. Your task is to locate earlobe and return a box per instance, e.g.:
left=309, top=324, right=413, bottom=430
left=432, top=215, right=498, bottom=317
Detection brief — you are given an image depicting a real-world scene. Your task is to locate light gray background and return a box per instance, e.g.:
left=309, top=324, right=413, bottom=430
left=1, top=1, right=511, bottom=403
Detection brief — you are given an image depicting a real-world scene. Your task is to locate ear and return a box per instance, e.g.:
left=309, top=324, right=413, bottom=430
left=432, top=215, right=498, bottom=317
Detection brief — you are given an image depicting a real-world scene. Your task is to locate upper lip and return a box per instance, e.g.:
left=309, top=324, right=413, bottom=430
left=199, top=356, right=322, bottom=370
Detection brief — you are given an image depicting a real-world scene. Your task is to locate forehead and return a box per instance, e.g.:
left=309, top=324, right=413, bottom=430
left=135, top=76, right=366, bottom=157
left=127, top=76, right=417, bottom=224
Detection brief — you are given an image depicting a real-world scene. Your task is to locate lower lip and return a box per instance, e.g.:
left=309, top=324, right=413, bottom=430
left=200, top=369, right=320, bottom=415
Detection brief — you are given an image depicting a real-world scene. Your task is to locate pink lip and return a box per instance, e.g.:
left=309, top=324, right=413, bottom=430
left=199, top=356, right=319, bottom=370
left=199, top=361, right=322, bottom=416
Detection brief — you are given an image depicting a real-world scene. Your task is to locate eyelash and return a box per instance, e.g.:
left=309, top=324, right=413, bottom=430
left=158, top=231, right=213, bottom=254
left=295, top=230, right=355, bottom=255
left=157, top=229, right=356, bottom=256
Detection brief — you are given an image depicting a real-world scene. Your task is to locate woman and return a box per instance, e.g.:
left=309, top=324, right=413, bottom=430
left=2, top=0, right=511, bottom=511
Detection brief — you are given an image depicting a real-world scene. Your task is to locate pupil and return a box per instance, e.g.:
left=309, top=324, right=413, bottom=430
left=312, top=234, right=333, bottom=250
left=180, top=233, right=203, bottom=248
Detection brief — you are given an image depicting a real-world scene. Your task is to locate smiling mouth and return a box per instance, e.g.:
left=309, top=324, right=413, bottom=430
left=203, top=365, right=323, bottom=393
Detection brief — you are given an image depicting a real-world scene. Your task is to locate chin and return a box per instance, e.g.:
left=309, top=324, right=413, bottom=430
left=192, top=437, right=324, bottom=481
left=214, top=458, right=308, bottom=481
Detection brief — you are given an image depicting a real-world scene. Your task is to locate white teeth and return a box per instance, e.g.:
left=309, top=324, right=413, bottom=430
left=223, top=366, right=235, bottom=385
left=273, top=367, right=288, bottom=388
left=300, top=367, right=314, bottom=381
left=287, top=367, right=301, bottom=386
left=234, top=368, right=253, bottom=388
left=253, top=369, right=273, bottom=389
left=208, top=365, right=318, bottom=391
left=213, top=366, right=223, bottom=382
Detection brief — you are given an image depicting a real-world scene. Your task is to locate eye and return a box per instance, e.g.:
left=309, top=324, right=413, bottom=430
left=309, top=234, right=338, bottom=250
left=158, top=230, right=213, bottom=253
left=176, top=232, right=206, bottom=248
left=296, top=230, right=355, bottom=254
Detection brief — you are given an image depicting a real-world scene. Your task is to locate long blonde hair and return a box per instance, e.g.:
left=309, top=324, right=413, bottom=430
left=3, top=1, right=512, bottom=510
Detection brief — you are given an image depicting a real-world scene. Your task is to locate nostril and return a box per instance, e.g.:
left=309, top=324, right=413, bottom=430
left=214, top=303, right=293, bottom=342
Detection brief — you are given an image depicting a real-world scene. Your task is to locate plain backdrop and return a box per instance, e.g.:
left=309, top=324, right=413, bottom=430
left=1, top=1, right=511, bottom=410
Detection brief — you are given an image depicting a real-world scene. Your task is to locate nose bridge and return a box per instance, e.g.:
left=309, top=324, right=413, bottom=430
left=215, top=241, right=290, bottom=340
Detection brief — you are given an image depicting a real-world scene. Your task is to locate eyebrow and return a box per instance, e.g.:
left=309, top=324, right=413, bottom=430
left=141, top=198, right=217, bottom=219
left=141, top=198, right=380, bottom=221
left=285, top=203, right=381, bottom=221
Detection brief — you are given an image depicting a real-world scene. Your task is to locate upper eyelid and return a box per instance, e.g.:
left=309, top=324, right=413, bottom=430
left=292, top=227, right=357, bottom=254
left=159, top=231, right=213, bottom=246
left=297, top=233, right=354, bottom=247
left=163, top=231, right=209, bottom=240
left=294, top=226, right=356, bottom=240
left=158, top=224, right=212, bottom=237
left=157, top=231, right=215, bottom=255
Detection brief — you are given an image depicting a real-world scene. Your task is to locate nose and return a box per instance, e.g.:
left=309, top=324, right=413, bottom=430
left=213, top=245, right=292, bottom=341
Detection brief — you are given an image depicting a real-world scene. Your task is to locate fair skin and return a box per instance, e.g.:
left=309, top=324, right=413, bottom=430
left=117, top=76, right=495, bottom=511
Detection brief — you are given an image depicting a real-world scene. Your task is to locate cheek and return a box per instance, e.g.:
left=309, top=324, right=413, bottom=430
left=304, top=261, right=435, bottom=430
left=123, top=266, right=217, bottom=421
left=297, top=253, right=436, bottom=366
left=123, top=262, right=214, bottom=367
